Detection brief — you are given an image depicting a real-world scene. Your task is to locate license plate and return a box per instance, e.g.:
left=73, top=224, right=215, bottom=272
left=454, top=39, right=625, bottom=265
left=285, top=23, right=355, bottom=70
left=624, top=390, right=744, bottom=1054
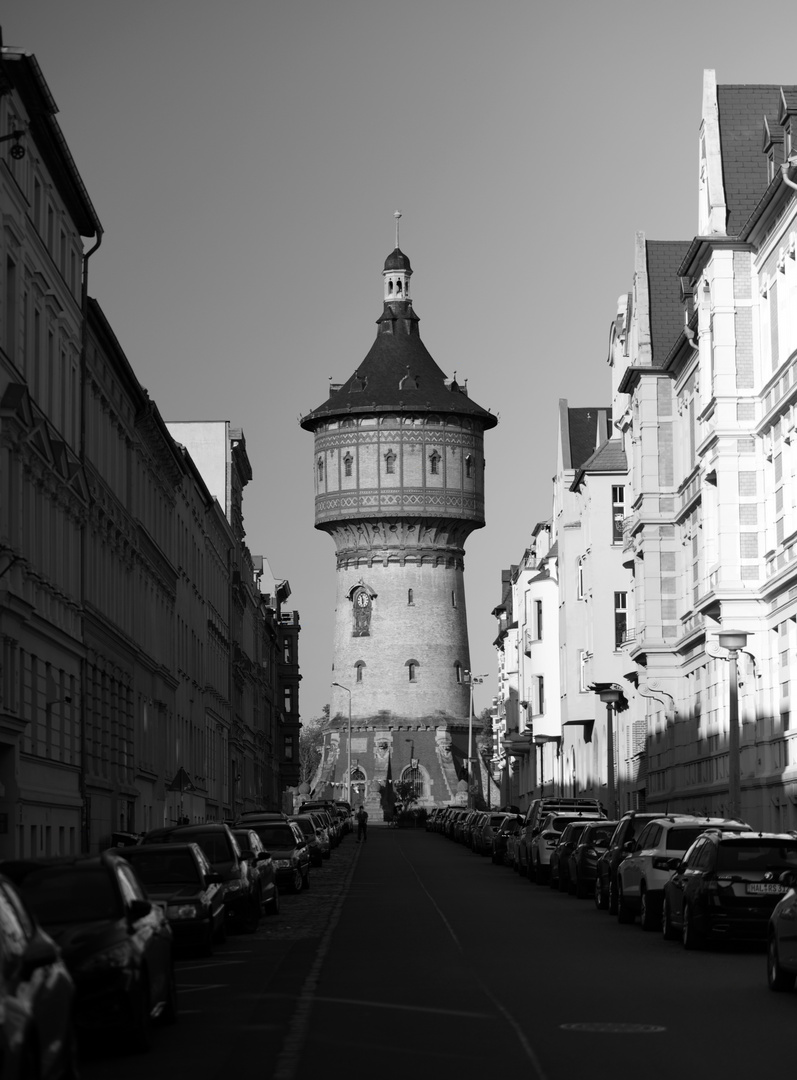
left=746, top=882, right=786, bottom=895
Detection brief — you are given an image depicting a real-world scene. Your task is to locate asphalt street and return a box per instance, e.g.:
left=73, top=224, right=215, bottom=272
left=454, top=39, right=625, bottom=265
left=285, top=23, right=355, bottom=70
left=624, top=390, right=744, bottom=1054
left=82, top=825, right=796, bottom=1080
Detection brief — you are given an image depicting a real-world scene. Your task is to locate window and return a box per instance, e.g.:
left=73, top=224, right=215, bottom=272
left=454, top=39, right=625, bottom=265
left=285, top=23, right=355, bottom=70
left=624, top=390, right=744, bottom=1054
left=406, top=659, right=419, bottom=682
left=577, top=557, right=585, bottom=599
left=454, top=662, right=463, bottom=684
left=614, top=592, right=627, bottom=648
left=343, top=453, right=353, bottom=477
left=355, top=661, right=365, bottom=683
left=465, top=454, right=473, bottom=478
left=579, top=651, right=590, bottom=693
left=283, top=638, right=291, bottom=664
left=401, top=764, right=424, bottom=800
left=283, top=736, right=294, bottom=760
left=532, top=675, right=545, bottom=716
left=284, top=687, right=292, bottom=713
left=385, top=451, right=396, bottom=474
left=533, top=599, right=543, bottom=640
left=452, top=590, right=457, bottom=609
left=429, top=451, right=441, bottom=475
left=612, top=486, right=625, bottom=542
left=407, top=588, right=414, bottom=605
left=317, top=457, right=324, bottom=480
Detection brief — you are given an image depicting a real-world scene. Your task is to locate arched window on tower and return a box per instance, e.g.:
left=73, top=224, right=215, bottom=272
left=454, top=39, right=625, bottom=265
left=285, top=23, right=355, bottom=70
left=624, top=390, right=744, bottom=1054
left=407, top=588, right=414, bottom=605
left=343, top=453, right=353, bottom=477
left=429, top=451, right=441, bottom=475
left=384, top=450, right=396, bottom=474
left=406, top=659, right=419, bottom=683
left=465, top=454, right=474, bottom=478
left=454, top=661, right=463, bottom=683
left=355, top=660, right=365, bottom=683
left=317, top=457, right=324, bottom=481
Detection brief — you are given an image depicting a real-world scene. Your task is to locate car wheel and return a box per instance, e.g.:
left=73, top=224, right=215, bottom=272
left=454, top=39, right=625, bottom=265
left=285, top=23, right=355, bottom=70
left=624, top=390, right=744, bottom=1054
left=266, top=886, right=280, bottom=917
left=767, top=934, right=796, bottom=991
left=129, top=975, right=153, bottom=1053
left=662, top=897, right=678, bottom=940
left=160, top=962, right=179, bottom=1026
left=595, top=876, right=607, bottom=910
left=682, top=903, right=703, bottom=950
left=616, top=882, right=634, bottom=924
left=608, top=878, right=619, bottom=915
left=302, top=868, right=310, bottom=891
left=640, top=888, right=657, bottom=932
left=291, top=867, right=303, bottom=893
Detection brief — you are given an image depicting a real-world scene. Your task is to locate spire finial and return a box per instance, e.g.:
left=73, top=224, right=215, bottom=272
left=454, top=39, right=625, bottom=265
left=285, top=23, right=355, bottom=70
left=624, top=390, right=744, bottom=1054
left=394, top=210, right=402, bottom=249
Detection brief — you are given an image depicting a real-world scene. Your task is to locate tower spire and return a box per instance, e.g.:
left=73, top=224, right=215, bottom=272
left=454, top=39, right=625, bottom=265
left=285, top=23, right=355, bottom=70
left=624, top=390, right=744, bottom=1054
left=394, top=210, right=402, bottom=249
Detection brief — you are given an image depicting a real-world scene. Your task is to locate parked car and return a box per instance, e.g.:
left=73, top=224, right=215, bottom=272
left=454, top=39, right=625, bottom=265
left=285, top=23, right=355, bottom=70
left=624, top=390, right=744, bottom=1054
left=111, top=842, right=226, bottom=954
left=568, top=821, right=618, bottom=898
left=289, top=814, right=328, bottom=866
left=616, top=816, right=750, bottom=929
left=240, top=819, right=310, bottom=893
left=595, top=812, right=694, bottom=913
left=530, top=811, right=605, bottom=884
left=492, top=815, right=523, bottom=866
left=335, top=801, right=353, bottom=834
left=307, top=812, right=334, bottom=856
left=519, top=798, right=604, bottom=878
left=2, top=853, right=176, bottom=1052
left=550, top=820, right=592, bottom=892
left=662, top=830, right=797, bottom=948
left=473, top=813, right=510, bottom=857
left=230, top=829, right=280, bottom=916
left=0, top=873, right=78, bottom=1079
left=767, top=868, right=797, bottom=991
left=142, top=822, right=260, bottom=933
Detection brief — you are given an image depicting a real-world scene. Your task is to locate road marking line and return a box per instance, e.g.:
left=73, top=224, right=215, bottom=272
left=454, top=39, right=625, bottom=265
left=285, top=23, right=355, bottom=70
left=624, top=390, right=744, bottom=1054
left=178, top=984, right=229, bottom=992
left=399, top=843, right=550, bottom=1080
left=259, top=992, right=489, bottom=1018
left=561, top=1022, right=667, bottom=1034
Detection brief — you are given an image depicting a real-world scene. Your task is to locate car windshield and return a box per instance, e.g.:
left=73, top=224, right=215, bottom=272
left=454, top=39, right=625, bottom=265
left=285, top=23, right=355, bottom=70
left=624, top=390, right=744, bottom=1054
left=587, top=826, right=615, bottom=845
left=125, top=851, right=200, bottom=885
left=15, top=867, right=122, bottom=924
left=716, top=840, right=797, bottom=872
left=251, top=825, right=297, bottom=847
left=291, top=819, right=314, bottom=836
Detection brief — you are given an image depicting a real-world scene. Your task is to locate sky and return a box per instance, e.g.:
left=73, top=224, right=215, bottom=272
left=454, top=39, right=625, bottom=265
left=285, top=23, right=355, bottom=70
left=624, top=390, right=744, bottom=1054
left=5, top=0, right=797, bottom=721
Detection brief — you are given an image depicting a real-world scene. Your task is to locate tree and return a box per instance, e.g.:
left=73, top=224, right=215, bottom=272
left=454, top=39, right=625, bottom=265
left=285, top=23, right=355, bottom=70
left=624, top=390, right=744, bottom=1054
left=299, top=704, right=328, bottom=784
left=392, top=778, right=419, bottom=809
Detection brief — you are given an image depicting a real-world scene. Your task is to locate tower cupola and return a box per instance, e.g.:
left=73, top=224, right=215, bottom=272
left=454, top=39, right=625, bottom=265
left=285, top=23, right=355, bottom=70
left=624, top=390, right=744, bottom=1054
left=383, top=211, right=412, bottom=301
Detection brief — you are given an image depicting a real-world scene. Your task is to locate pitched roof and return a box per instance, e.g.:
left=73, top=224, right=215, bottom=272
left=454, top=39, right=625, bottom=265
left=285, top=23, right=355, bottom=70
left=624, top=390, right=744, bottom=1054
left=300, top=297, right=496, bottom=430
left=716, top=84, right=797, bottom=235
left=646, top=240, right=692, bottom=364
left=567, top=407, right=611, bottom=470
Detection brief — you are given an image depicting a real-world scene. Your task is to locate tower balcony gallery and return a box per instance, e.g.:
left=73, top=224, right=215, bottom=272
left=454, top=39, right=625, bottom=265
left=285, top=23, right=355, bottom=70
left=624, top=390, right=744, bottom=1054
left=299, top=224, right=497, bottom=811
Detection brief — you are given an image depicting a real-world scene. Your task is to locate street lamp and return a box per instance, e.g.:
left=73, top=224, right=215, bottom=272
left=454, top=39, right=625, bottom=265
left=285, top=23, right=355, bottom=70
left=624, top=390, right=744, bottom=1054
left=331, top=682, right=352, bottom=808
left=717, top=630, right=749, bottom=820
left=464, top=671, right=488, bottom=808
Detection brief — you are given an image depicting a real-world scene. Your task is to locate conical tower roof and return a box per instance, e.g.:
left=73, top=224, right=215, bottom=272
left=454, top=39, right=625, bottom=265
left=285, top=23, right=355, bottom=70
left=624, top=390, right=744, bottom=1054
left=300, top=250, right=496, bottom=431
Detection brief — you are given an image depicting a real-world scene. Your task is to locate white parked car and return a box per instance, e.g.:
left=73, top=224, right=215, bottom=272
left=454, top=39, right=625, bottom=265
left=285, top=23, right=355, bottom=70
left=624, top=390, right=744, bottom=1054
left=616, top=815, right=750, bottom=929
left=530, top=811, right=605, bottom=884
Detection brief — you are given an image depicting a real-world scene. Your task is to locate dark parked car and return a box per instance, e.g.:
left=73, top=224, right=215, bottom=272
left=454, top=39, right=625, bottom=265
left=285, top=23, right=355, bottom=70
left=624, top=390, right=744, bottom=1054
left=142, top=822, right=259, bottom=933
left=767, top=869, right=797, bottom=991
left=550, top=820, right=592, bottom=892
left=113, top=842, right=226, bottom=954
left=595, top=812, right=694, bottom=913
left=662, top=830, right=797, bottom=948
left=230, top=829, right=280, bottom=916
left=568, top=821, right=618, bottom=898
left=2, top=853, right=176, bottom=1052
left=492, top=815, right=522, bottom=866
left=289, top=815, right=327, bottom=866
left=0, top=874, right=78, bottom=1079
left=238, top=820, right=310, bottom=892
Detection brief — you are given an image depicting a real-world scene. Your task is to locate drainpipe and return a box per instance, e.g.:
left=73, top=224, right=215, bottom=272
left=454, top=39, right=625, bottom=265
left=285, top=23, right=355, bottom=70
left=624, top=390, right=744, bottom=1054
left=78, top=227, right=103, bottom=851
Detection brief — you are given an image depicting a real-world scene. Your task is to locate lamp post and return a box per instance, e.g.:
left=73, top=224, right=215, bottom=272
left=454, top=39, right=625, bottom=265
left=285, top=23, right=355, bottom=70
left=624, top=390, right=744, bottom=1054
left=596, top=687, right=622, bottom=819
left=717, top=630, right=749, bottom=820
left=331, top=682, right=352, bottom=808
left=464, top=671, right=488, bottom=808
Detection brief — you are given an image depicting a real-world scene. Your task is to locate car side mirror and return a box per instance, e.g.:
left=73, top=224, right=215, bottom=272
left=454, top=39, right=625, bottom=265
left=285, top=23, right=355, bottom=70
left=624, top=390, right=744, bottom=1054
left=127, top=898, right=152, bottom=922
left=623, top=840, right=635, bottom=852
left=779, top=869, right=796, bottom=888
left=21, top=932, right=60, bottom=980
left=256, top=852, right=268, bottom=862
left=261, top=850, right=271, bottom=860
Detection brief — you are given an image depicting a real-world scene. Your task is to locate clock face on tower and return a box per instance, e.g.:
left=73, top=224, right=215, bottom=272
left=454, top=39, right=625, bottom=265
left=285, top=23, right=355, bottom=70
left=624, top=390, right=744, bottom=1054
left=353, top=589, right=372, bottom=636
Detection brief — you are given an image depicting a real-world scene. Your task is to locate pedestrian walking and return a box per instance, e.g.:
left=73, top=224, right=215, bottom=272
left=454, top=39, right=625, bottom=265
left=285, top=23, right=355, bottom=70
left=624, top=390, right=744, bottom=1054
left=356, top=805, right=368, bottom=842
